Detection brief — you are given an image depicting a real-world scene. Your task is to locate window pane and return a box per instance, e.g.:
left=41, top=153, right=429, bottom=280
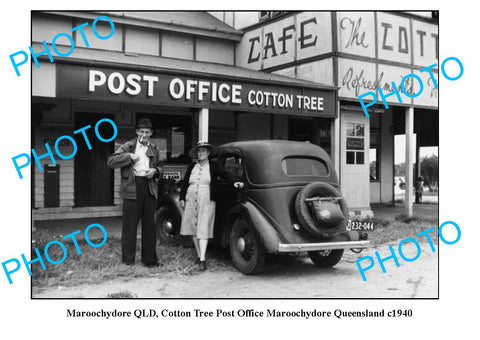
left=171, top=127, right=184, bottom=158
left=346, top=123, right=355, bottom=136
left=356, top=151, right=364, bottom=164
left=347, top=151, right=355, bottom=164
left=139, top=113, right=192, bottom=164
left=224, top=156, right=243, bottom=180
left=355, top=123, right=364, bottom=137
left=281, top=157, right=329, bottom=177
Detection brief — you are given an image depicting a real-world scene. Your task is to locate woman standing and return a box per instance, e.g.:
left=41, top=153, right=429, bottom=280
left=179, top=141, right=243, bottom=271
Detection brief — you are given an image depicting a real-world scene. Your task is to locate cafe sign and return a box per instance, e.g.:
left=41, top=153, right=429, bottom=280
left=236, top=12, right=332, bottom=70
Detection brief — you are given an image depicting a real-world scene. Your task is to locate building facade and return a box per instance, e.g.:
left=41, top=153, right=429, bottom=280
left=214, top=11, right=438, bottom=216
left=31, top=11, right=438, bottom=221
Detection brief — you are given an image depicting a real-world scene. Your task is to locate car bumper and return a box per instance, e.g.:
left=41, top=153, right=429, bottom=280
left=278, top=240, right=370, bottom=252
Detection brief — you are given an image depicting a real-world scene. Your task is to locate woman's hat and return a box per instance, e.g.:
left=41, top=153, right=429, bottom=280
left=188, top=141, right=218, bottom=158
left=135, top=118, right=154, bottom=130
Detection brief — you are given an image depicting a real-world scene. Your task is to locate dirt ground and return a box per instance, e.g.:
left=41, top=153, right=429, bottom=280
left=32, top=239, right=438, bottom=299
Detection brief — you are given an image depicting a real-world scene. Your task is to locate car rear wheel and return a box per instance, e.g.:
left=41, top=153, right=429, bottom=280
left=229, top=217, right=265, bottom=275
left=308, top=249, right=344, bottom=267
left=155, top=206, right=187, bottom=246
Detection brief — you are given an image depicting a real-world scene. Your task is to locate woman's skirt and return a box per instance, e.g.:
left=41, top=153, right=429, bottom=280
left=180, top=184, right=216, bottom=239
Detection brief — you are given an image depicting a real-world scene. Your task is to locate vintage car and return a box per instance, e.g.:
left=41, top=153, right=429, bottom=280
left=155, top=140, right=369, bottom=274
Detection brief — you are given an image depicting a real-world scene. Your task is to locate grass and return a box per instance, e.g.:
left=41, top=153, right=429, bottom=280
left=31, top=229, right=232, bottom=290
left=106, top=290, right=137, bottom=298
left=362, top=214, right=439, bottom=246
left=32, top=214, right=439, bottom=289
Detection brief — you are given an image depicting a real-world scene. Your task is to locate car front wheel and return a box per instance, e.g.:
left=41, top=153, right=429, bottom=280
left=308, top=249, right=344, bottom=267
left=155, top=206, right=186, bottom=246
left=229, top=217, right=265, bottom=275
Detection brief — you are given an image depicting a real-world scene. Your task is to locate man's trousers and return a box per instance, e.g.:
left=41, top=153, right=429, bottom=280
left=121, top=177, right=158, bottom=265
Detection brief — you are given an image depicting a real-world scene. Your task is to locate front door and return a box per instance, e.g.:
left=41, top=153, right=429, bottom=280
left=340, top=112, right=370, bottom=211
left=74, top=112, right=114, bottom=207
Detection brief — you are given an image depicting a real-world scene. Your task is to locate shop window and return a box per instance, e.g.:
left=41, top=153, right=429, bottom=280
left=138, top=113, right=192, bottom=164
left=289, top=117, right=332, bottom=156
left=346, top=123, right=365, bottom=165
left=317, top=118, right=332, bottom=156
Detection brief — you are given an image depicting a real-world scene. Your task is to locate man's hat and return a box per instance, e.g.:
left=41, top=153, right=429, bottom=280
left=188, top=141, right=218, bottom=158
left=136, top=118, right=154, bottom=130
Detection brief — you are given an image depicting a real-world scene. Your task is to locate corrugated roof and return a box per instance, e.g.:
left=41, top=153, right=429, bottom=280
left=44, top=11, right=243, bottom=41
left=107, top=11, right=241, bottom=36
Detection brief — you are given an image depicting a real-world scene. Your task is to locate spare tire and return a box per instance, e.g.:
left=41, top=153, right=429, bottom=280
left=294, top=182, right=348, bottom=239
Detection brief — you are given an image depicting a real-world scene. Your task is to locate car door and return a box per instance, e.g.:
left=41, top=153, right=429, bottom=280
left=213, top=149, right=245, bottom=242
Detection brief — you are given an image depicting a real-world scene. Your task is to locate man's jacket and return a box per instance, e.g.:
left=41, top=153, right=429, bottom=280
left=107, top=138, right=163, bottom=199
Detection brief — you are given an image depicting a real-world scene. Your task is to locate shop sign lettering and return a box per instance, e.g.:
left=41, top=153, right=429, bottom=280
left=247, top=17, right=318, bottom=64
left=338, top=12, right=438, bottom=66
left=163, top=171, right=181, bottom=180
left=236, top=13, right=332, bottom=70
left=58, top=65, right=336, bottom=117
left=342, top=67, right=384, bottom=97
left=339, top=16, right=369, bottom=49
left=346, top=138, right=364, bottom=150
left=358, top=57, right=462, bottom=117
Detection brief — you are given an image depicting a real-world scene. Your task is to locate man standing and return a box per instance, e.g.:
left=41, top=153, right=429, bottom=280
left=107, top=118, right=163, bottom=267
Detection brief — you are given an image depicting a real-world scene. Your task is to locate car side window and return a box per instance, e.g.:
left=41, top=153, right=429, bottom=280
left=223, top=155, right=244, bottom=181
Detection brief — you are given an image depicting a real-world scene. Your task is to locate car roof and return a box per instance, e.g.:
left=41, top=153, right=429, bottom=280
left=219, top=140, right=337, bottom=185
left=219, top=140, right=331, bottom=160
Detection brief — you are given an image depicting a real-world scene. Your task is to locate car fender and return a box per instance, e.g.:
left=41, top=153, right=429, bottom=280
left=224, top=200, right=286, bottom=253
left=156, top=189, right=183, bottom=224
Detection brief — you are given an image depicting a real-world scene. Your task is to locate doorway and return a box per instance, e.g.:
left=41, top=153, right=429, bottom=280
left=74, top=112, right=114, bottom=207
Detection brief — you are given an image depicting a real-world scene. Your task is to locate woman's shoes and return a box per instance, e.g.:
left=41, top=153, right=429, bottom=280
left=193, top=256, right=206, bottom=271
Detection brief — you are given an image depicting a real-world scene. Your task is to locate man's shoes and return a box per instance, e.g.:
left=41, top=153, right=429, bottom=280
left=199, top=260, right=207, bottom=271
left=144, top=262, right=160, bottom=268
left=194, top=257, right=200, bottom=265
left=122, top=260, right=134, bottom=266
